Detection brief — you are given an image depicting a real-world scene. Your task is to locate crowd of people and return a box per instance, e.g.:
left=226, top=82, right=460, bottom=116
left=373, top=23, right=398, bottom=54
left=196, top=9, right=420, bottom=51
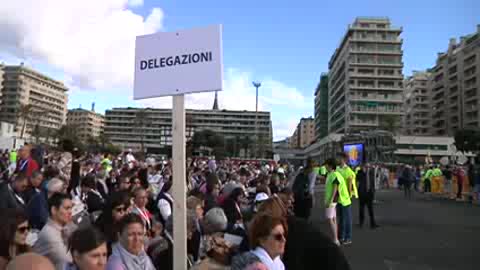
left=0, top=143, right=352, bottom=270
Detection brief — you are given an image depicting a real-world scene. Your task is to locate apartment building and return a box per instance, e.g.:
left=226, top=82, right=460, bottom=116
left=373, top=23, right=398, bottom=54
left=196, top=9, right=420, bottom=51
left=67, top=104, right=105, bottom=141
left=0, top=64, right=68, bottom=137
left=328, top=17, right=404, bottom=134
left=314, top=73, right=329, bottom=140
left=104, top=107, right=272, bottom=154
left=403, top=71, right=432, bottom=136
left=289, top=117, right=315, bottom=149
left=431, top=25, right=480, bottom=136
left=0, top=64, right=4, bottom=106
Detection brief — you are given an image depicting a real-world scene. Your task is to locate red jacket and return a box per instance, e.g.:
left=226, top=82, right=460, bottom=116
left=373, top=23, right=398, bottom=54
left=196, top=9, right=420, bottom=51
left=16, top=158, right=39, bottom=177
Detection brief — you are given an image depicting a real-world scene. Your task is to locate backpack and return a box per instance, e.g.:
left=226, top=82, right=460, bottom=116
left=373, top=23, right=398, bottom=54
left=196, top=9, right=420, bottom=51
left=292, top=170, right=310, bottom=200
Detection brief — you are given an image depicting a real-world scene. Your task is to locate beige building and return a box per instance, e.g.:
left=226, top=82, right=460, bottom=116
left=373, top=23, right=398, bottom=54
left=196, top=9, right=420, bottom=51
left=104, top=107, right=272, bottom=156
left=0, top=64, right=68, bottom=138
left=289, top=117, right=315, bottom=149
left=328, top=17, right=404, bottom=134
left=67, top=104, right=105, bottom=141
left=431, top=25, right=480, bottom=136
left=403, top=71, right=432, bottom=136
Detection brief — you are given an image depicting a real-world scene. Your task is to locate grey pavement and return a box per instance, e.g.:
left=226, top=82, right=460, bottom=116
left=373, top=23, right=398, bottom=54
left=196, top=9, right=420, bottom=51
left=310, top=187, right=479, bottom=270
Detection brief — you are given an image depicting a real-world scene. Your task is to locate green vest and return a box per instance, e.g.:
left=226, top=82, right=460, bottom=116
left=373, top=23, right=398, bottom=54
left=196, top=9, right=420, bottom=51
left=319, top=166, right=327, bottom=176
left=425, top=169, right=433, bottom=180
left=433, top=168, right=442, bottom=177
left=337, top=165, right=359, bottom=199
left=101, top=158, right=112, bottom=172
left=325, top=171, right=352, bottom=207
left=9, top=151, right=17, bottom=164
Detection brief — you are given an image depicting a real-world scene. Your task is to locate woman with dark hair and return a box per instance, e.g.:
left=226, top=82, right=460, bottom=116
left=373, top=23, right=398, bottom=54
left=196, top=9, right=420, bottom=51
left=94, top=191, right=131, bottom=255
left=67, top=149, right=81, bottom=197
left=137, top=164, right=149, bottom=190
left=232, top=214, right=287, bottom=270
left=106, top=214, right=155, bottom=270
left=222, top=187, right=245, bottom=226
left=204, top=174, right=220, bottom=212
left=81, top=174, right=104, bottom=213
left=65, top=227, right=107, bottom=270
left=0, top=209, right=31, bottom=269
left=257, top=197, right=351, bottom=270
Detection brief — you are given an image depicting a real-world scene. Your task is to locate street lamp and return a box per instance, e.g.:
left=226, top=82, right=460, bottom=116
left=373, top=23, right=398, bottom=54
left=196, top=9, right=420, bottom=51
left=252, top=81, right=261, bottom=158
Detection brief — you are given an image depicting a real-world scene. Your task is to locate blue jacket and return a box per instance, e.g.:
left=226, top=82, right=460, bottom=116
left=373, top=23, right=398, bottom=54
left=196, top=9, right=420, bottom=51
left=27, top=190, right=49, bottom=230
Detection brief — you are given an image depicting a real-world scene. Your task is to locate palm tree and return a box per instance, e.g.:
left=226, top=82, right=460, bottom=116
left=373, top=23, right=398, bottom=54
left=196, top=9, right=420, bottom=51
left=17, top=104, right=33, bottom=139
left=134, top=109, right=151, bottom=158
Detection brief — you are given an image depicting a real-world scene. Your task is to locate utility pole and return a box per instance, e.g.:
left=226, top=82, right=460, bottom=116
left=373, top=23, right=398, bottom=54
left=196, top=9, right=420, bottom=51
left=252, top=81, right=261, bottom=158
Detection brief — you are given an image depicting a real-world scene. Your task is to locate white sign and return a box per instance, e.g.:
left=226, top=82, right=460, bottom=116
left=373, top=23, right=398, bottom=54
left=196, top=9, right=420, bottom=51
left=134, top=25, right=223, bottom=99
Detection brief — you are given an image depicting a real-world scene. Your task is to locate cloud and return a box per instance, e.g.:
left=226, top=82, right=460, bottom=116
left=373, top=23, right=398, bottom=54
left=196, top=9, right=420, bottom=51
left=0, top=1, right=310, bottom=140
left=0, top=0, right=164, bottom=89
left=128, top=0, right=144, bottom=7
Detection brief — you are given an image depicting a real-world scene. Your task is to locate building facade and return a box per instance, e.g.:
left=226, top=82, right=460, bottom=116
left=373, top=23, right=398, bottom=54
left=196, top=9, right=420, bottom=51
left=431, top=25, right=480, bottom=136
left=104, top=107, right=272, bottom=154
left=67, top=105, right=105, bottom=141
left=328, top=17, right=404, bottom=134
left=314, top=73, right=329, bottom=140
left=0, top=64, right=4, bottom=106
left=0, top=64, right=68, bottom=138
left=403, top=71, right=432, bottom=136
left=289, top=117, right=315, bottom=149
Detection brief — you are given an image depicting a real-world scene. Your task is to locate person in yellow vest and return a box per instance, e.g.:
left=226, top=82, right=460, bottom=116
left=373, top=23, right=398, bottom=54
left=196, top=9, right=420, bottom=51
left=423, top=166, right=433, bottom=193
left=337, top=154, right=359, bottom=199
left=101, top=154, right=113, bottom=173
left=324, top=158, right=351, bottom=246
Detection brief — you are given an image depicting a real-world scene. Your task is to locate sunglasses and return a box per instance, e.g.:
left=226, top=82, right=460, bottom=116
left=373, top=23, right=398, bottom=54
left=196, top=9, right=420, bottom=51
left=270, top=233, right=286, bottom=242
left=114, top=206, right=127, bottom=213
left=17, top=226, right=30, bottom=234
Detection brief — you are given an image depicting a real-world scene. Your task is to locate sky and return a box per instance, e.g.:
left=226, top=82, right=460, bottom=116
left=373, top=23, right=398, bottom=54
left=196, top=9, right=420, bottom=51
left=0, top=0, right=478, bottom=140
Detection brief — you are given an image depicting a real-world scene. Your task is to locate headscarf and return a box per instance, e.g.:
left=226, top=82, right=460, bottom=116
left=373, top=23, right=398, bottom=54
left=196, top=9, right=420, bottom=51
left=110, top=243, right=155, bottom=270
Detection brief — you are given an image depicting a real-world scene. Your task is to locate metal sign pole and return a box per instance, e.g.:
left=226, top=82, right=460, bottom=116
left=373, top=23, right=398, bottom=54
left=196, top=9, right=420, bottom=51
left=172, top=94, right=187, bottom=270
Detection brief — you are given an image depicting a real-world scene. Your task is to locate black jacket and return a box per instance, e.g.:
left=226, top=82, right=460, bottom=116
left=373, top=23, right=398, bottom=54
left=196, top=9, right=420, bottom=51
left=357, top=169, right=376, bottom=197
left=85, top=190, right=104, bottom=213
left=0, top=182, right=26, bottom=210
left=283, top=216, right=351, bottom=270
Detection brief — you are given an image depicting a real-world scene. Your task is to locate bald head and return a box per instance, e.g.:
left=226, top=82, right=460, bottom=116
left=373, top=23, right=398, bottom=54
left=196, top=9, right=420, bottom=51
left=6, top=253, right=55, bottom=270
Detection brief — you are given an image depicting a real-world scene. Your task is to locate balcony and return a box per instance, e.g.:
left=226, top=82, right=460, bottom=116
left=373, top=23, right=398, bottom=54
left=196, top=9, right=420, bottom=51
left=350, top=61, right=404, bottom=67
left=350, top=48, right=403, bottom=55
left=349, top=119, right=379, bottom=126
left=350, top=95, right=403, bottom=103
left=349, top=72, right=403, bottom=79
left=350, top=105, right=403, bottom=115
left=350, top=37, right=403, bottom=44
left=349, top=84, right=403, bottom=91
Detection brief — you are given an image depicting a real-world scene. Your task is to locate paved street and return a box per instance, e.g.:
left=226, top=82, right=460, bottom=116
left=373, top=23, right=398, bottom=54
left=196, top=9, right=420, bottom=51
left=310, top=188, right=479, bottom=270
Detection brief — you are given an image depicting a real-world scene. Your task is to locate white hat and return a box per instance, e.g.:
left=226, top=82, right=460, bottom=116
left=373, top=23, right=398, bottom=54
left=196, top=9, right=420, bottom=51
left=255, top=192, right=269, bottom=203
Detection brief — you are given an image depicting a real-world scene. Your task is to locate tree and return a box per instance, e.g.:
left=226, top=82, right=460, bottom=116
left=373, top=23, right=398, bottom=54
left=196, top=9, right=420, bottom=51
left=454, top=129, right=480, bottom=154
left=31, top=123, right=41, bottom=144
left=17, top=104, right=34, bottom=139
left=190, top=129, right=226, bottom=157
left=379, top=115, right=400, bottom=134
left=134, top=109, right=151, bottom=158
